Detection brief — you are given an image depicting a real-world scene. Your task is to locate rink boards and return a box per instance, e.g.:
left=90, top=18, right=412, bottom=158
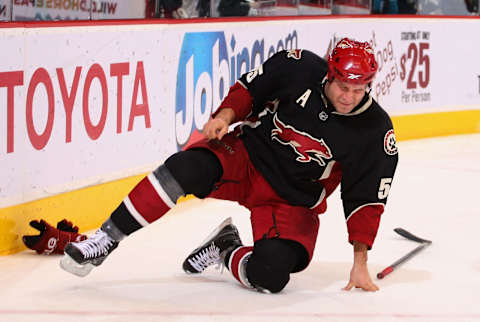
left=0, top=16, right=479, bottom=254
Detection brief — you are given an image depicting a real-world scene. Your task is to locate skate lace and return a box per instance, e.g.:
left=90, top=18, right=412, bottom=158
left=76, top=230, right=115, bottom=259
left=188, top=243, right=221, bottom=272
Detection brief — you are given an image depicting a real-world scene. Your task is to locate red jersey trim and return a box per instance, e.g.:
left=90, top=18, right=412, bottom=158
left=213, top=82, right=253, bottom=123
left=346, top=203, right=385, bottom=249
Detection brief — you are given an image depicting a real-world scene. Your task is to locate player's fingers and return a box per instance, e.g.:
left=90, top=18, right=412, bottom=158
left=217, top=127, right=228, bottom=140
left=342, top=282, right=354, bottom=291
left=362, top=282, right=379, bottom=292
left=204, top=126, right=216, bottom=140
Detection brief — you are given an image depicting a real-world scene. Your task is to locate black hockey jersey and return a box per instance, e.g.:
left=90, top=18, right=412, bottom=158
left=230, top=49, right=398, bottom=228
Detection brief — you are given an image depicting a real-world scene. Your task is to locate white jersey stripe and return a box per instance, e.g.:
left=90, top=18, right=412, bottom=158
left=147, top=173, right=176, bottom=208
left=228, top=247, right=253, bottom=288
left=346, top=203, right=385, bottom=222
left=237, top=80, right=248, bottom=89
left=238, top=251, right=253, bottom=288
left=123, top=196, right=150, bottom=227
left=310, top=188, right=326, bottom=210
left=319, top=160, right=336, bottom=180
left=228, top=246, right=241, bottom=272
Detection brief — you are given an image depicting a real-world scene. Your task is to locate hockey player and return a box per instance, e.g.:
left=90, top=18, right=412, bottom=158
left=60, top=38, right=398, bottom=293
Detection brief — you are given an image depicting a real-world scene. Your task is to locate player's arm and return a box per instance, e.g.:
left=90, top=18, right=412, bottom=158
left=205, top=51, right=287, bottom=140
left=341, top=125, right=399, bottom=291
left=204, top=81, right=252, bottom=140
left=343, top=241, right=379, bottom=292
left=343, top=129, right=398, bottom=250
left=207, top=50, right=318, bottom=140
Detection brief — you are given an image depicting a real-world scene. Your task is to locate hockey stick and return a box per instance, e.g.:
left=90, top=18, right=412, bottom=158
left=393, top=228, right=432, bottom=244
left=376, top=228, right=432, bottom=279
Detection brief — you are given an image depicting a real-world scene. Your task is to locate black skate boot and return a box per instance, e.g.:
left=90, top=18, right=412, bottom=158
left=60, top=218, right=124, bottom=277
left=183, top=217, right=243, bottom=274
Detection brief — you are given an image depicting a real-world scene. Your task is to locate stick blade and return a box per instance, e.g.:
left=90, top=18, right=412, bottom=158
left=394, top=228, right=432, bottom=244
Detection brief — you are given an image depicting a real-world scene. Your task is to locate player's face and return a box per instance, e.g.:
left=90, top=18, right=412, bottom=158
left=325, top=79, right=367, bottom=114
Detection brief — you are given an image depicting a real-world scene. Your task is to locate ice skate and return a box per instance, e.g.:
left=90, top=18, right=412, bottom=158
left=60, top=229, right=119, bottom=277
left=183, top=217, right=242, bottom=274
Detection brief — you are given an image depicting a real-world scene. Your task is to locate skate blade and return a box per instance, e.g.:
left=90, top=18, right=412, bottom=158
left=60, top=254, right=94, bottom=277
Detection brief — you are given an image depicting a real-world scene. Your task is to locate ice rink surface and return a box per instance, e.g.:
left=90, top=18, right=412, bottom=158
left=1, top=134, right=479, bottom=322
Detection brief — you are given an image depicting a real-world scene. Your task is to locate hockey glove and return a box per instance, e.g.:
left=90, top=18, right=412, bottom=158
left=22, top=219, right=87, bottom=255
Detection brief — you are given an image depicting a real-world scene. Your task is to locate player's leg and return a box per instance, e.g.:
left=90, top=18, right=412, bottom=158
left=182, top=134, right=254, bottom=275
left=243, top=238, right=306, bottom=293
left=183, top=226, right=305, bottom=294
left=60, top=148, right=223, bottom=277
left=226, top=206, right=318, bottom=293
left=182, top=154, right=320, bottom=293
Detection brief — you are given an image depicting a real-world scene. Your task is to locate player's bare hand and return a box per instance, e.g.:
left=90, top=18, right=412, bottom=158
left=342, top=263, right=379, bottom=292
left=203, top=117, right=229, bottom=140
left=203, top=108, right=235, bottom=140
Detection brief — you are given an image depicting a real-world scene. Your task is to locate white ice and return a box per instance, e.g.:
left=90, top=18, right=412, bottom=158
left=1, top=134, right=479, bottom=322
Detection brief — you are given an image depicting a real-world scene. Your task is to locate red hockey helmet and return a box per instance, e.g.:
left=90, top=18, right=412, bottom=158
left=327, top=38, right=378, bottom=85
